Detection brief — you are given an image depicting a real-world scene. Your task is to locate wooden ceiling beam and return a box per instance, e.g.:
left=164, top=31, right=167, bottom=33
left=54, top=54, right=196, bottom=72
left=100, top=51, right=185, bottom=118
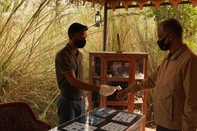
left=105, top=1, right=192, bottom=10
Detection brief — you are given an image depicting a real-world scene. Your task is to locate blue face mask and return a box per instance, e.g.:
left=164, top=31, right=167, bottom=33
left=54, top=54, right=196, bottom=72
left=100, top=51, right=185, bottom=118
left=157, top=35, right=171, bottom=51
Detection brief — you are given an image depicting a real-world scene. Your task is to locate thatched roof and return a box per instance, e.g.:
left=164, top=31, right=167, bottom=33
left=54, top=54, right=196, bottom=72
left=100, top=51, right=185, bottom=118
left=71, top=0, right=196, bottom=10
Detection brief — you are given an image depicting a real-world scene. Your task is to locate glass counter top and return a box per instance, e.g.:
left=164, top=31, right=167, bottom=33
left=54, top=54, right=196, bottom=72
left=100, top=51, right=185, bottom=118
left=49, top=107, right=144, bottom=131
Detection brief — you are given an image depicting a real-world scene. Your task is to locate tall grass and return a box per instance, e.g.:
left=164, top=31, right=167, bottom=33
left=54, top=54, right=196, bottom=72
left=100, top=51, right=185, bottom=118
left=0, top=0, right=102, bottom=127
left=0, top=0, right=197, bottom=128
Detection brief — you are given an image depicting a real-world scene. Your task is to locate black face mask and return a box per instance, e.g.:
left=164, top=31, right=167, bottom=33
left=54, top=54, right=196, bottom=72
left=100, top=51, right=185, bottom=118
left=73, top=38, right=86, bottom=48
left=157, top=35, right=171, bottom=51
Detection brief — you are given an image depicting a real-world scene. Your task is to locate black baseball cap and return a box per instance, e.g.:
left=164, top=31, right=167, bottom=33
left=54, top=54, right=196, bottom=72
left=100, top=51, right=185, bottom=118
left=68, top=22, right=88, bottom=35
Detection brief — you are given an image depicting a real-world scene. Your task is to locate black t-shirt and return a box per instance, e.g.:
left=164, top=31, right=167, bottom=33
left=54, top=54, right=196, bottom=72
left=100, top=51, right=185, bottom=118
left=55, top=44, right=84, bottom=97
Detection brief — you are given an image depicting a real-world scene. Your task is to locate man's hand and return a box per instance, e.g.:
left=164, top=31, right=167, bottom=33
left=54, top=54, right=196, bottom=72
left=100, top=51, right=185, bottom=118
left=99, top=85, right=116, bottom=96
left=116, top=90, right=127, bottom=101
left=116, top=82, right=139, bottom=101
